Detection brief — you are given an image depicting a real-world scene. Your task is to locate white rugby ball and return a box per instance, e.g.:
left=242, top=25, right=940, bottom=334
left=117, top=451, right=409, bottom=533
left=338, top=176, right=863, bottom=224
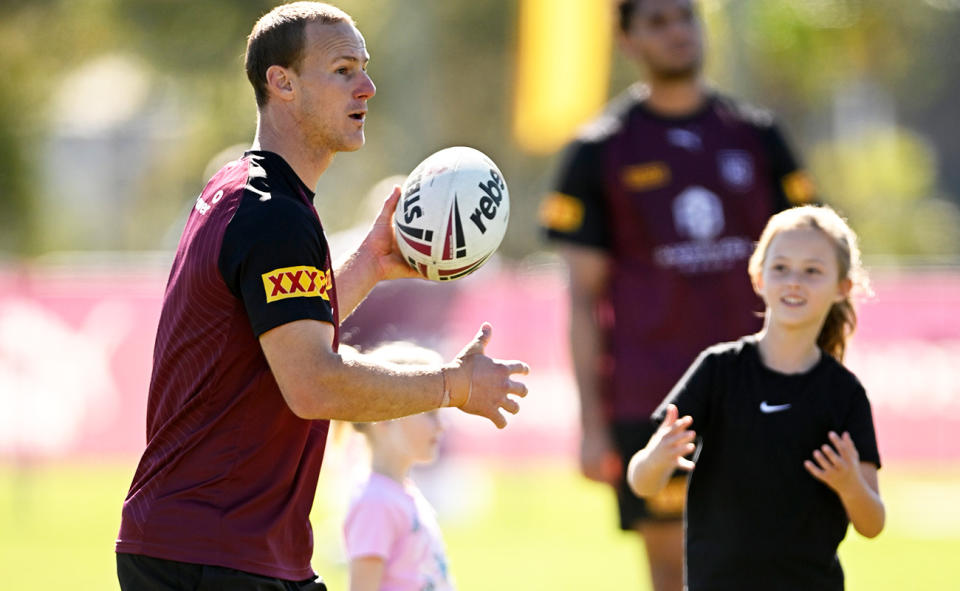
left=394, top=146, right=509, bottom=281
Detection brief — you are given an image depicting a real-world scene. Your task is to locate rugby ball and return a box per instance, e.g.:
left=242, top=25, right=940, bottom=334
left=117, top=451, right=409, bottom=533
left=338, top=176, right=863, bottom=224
left=394, top=146, right=509, bottom=281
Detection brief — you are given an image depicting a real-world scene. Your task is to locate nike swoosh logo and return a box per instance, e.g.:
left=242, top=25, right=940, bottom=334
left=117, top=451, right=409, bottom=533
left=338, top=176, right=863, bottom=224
left=759, top=401, right=792, bottom=414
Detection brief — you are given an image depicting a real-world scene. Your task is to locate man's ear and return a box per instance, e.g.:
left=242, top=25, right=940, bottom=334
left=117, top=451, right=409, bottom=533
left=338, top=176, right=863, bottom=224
left=265, top=65, right=296, bottom=102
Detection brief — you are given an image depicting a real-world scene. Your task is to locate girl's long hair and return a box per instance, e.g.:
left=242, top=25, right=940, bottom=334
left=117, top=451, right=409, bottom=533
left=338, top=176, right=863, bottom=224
left=748, top=206, right=869, bottom=362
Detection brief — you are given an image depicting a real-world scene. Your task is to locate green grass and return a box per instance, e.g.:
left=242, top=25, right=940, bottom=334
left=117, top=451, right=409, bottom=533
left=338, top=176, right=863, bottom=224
left=1, top=459, right=957, bottom=590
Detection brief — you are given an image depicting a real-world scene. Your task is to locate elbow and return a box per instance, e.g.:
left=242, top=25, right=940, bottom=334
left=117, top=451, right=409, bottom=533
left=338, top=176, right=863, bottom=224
left=855, top=508, right=886, bottom=539
left=861, top=517, right=886, bottom=539
left=281, top=385, right=325, bottom=420
left=278, top=356, right=346, bottom=420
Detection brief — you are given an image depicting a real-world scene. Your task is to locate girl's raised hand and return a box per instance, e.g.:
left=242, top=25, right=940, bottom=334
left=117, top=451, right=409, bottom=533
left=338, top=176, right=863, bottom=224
left=648, top=404, right=697, bottom=471
left=804, top=431, right=863, bottom=494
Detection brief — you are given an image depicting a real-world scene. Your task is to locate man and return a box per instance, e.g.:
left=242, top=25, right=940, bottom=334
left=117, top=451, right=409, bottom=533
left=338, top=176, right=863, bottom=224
left=539, top=1, right=814, bottom=589
left=115, top=4, right=529, bottom=589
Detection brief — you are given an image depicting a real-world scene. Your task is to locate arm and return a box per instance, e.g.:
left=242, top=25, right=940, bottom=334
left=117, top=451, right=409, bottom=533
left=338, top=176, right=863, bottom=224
left=804, top=431, right=885, bottom=538
left=561, top=244, right=621, bottom=484
left=334, top=186, right=421, bottom=319
left=349, top=557, right=385, bottom=591
left=627, top=404, right=697, bottom=497
left=260, top=320, right=528, bottom=427
left=761, top=121, right=817, bottom=210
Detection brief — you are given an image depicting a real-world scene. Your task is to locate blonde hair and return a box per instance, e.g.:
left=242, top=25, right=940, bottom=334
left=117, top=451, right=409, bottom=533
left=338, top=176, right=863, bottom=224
left=351, top=342, right=444, bottom=435
left=748, top=205, right=868, bottom=362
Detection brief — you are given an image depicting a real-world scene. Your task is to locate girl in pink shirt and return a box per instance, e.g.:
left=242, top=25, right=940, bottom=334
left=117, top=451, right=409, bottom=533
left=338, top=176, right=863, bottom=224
left=344, top=343, right=455, bottom=591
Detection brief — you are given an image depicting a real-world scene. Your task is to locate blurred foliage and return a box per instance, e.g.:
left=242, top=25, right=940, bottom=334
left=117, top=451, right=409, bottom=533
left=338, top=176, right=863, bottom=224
left=810, top=127, right=960, bottom=257
left=0, top=0, right=958, bottom=260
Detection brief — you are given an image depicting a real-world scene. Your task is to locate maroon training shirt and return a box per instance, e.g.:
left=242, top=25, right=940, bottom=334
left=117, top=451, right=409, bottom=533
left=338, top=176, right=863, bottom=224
left=542, top=86, right=815, bottom=422
left=116, top=151, right=339, bottom=580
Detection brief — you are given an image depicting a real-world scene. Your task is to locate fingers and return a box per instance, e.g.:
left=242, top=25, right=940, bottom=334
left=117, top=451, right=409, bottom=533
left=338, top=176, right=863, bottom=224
left=662, top=403, right=678, bottom=426
left=506, top=379, right=528, bottom=398
left=377, top=185, right=402, bottom=221
left=659, top=404, right=693, bottom=431
left=458, top=323, right=492, bottom=358
left=811, top=449, right=834, bottom=473
left=665, top=429, right=696, bottom=453
left=830, top=431, right=860, bottom=463
left=489, top=409, right=507, bottom=429
left=677, top=457, right=696, bottom=471
left=501, top=397, right=521, bottom=415
left=502, top=360, right=530, bottom=375
left=804, top=459, right=826, bottom=482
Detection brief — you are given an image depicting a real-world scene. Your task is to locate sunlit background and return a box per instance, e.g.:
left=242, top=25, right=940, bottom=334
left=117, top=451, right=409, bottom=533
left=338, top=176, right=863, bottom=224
left=1, top=0, right=959, bottom=589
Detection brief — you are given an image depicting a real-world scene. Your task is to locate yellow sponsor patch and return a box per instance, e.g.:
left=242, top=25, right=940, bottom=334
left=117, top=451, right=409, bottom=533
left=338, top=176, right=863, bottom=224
left=622, top=161, right=670, bottom=191
left=262, top=265, right=331, bottom=303
left=782, top=170, right=816, bottom=204
left=539, top=192, right=585, bottom=233
left=647, top=474, right=687, bottom=518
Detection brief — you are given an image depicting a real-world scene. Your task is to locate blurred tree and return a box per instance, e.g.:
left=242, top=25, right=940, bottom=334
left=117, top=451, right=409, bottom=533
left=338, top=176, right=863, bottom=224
left=0, top=0, right=958, bottom=261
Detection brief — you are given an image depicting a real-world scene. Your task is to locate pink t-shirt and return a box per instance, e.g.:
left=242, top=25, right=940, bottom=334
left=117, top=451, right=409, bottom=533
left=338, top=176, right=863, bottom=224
left=344, top=472, right=454, bottom=591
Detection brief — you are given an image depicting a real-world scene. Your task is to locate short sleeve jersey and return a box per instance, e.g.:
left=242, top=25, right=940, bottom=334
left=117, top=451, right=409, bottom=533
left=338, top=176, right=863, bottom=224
left=116, top=151, right=338, bottom=581
left=344, top=473, right=455, bottom=591
left=541, top=85, right=815, bottom=421
left=653, top=338, right=881, bottom=591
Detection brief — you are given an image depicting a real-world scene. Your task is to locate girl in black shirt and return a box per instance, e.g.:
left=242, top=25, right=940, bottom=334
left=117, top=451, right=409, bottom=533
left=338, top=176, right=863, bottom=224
left=628, top=205, right=884, bottom=590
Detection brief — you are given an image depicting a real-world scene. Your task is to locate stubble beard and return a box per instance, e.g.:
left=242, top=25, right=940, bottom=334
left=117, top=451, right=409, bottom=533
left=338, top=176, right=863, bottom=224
left=649, top=55, right=702, bottom=83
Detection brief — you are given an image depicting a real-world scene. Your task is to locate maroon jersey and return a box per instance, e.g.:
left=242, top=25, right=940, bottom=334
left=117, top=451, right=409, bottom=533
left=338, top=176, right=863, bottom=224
left=116, top=151, right=338, bottom=580
left=541, top=86, right=815, bottom=421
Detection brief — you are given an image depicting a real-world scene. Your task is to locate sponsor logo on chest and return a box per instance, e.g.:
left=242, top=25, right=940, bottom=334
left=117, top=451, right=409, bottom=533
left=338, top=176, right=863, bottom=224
left=667, top=128, right=703, bottom=151
left=717, top=150, right=754, bottom=191
left=652, top=186, right=753, bottom=273
left=621, top=161, right=671, bottom=192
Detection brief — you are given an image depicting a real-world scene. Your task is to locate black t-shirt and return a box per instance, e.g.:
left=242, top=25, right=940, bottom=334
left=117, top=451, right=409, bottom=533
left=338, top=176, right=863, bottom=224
left=653, top=337, right=880, bottom=591
left=219, top=151, right=335, bottom=336
left=540, top=86, right=817, bottom=421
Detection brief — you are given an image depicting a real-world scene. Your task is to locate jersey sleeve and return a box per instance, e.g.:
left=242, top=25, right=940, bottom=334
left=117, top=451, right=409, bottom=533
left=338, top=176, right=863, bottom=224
left=219, top=198, right=334, bottom=337
left=760, top=121, right=817, bottom=211
left=343, top=493, right=407, bottom=560
left=842, top=383, right=882, bottom=468
left=652, top=348, right=716, bottom=430
left=539, top=138, right=611, bottom=250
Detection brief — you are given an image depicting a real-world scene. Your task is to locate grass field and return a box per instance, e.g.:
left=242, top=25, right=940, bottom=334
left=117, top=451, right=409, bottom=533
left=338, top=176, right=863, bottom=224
left=1, top=459, right=958, bottom=590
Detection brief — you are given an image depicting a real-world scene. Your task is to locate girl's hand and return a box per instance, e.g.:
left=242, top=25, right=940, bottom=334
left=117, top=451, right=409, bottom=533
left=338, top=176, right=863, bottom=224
left=647, top=404, right=697, bottom=472
left=627, top=404, right=695, bottom=497
left=804, top=431, right=863, bottom=495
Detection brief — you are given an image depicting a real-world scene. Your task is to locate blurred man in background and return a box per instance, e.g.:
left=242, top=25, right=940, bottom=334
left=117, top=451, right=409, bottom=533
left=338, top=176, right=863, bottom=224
left=115, top=3, right=528, bottom=590
left=540, top=0, right=814, bottom=588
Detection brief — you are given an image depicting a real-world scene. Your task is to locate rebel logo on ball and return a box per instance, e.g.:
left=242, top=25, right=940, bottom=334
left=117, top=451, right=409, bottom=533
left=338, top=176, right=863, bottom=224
left=469, top=169, right=506, bottom=234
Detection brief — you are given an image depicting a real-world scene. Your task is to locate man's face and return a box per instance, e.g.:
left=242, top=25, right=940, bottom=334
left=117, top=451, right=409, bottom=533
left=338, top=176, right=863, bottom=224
left=621, top=0, right=703, bottom=81
left=291, top=21, right=375, bottom=154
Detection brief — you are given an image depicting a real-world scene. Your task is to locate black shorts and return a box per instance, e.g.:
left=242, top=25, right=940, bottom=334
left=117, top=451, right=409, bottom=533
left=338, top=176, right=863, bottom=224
left=611, top=420, right=688, bottom=530
left=117, top=553, right=327, bottom=591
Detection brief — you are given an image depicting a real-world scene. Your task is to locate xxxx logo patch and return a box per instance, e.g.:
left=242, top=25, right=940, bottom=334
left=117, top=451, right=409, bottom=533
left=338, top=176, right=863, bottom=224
left=261, top=265, right=331, bottom=303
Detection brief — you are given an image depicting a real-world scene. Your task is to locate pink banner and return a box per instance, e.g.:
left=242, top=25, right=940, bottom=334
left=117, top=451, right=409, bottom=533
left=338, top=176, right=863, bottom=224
left=1, top=262, right=958, bottom=462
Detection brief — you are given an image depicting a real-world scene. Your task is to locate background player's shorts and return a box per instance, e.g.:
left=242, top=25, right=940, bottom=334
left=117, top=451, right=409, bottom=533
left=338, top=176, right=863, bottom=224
left=611, top=420, right=687, bottom=530
left=117, top=553, right=327, bottom=591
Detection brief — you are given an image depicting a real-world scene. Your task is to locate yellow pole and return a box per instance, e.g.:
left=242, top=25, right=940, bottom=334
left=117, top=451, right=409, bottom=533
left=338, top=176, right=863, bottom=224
left=513, top=0, right=613, bottom=154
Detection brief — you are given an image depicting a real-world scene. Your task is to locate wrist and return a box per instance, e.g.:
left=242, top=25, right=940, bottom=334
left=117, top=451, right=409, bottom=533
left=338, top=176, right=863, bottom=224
left=349, top=240, right=386, bottom=284
left=835, top=475, right=866, bottom=500
left=442, top=362, right=472, bottom=408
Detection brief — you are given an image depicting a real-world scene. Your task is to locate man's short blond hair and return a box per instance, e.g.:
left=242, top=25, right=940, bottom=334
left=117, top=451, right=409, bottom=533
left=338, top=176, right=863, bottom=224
left=245, top=2, right=354, bottom=108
